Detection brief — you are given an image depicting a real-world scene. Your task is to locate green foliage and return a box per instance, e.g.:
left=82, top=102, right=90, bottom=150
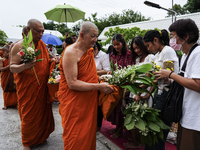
left=102, top=27, right=152, bottom=46
left=167, top=0, right=200, bottom=17
left=83, top=9, right=150, bottom=35
left=0, top=29, right=8, bottom=44
left=184, top=0, right=200, bottom=13
left=43, top=22, right=72, bottom=36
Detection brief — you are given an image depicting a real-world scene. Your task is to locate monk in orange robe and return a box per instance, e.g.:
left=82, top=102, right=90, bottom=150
left=0, top=45, right=17, bottom=110
left=58, top=21, right=114, bottom=150
left=10, top=19, right=55, bottom=150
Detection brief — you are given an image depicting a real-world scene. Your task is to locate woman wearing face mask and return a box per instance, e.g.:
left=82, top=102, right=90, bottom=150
left=155, top=19, right=200, bottom=150
left=143, top=29, right=179, bottom=150
left=107, top=34, right=134, bottom=139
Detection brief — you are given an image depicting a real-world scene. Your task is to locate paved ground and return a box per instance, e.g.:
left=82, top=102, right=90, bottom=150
left=0, top=81, right=121, bottom=150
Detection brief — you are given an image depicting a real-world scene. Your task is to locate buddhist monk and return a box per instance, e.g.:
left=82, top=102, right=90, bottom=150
left=0, top=45, right=18, bottom=110
left=58, top=21, right=114, bottom=150
left=10, top=19, right=55, bottom=150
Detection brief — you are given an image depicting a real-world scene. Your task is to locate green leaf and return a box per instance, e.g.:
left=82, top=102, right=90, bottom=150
left=125, top=119, right=135, bottom=130
left=35, top=49, right=41, bottom=56
left=135, top=118, right=146, bottom=131
left=36, top=58, right=44, bottom=62
left=123, top=108, right=132, bottom=115
left=144, top=112, right=157, bottom=121
left=120, top=85, right=137, bottom=95
left=157, top=130, right=164, bottom=140
left=124, top=114, right=132, bottom=126
left=149, top=122, right=160, bottom=132
left=110, top=58, right=114, bottom=75
left=135, top=63, right=152, bottom=73
left=28, top=30, right=33, bottom=44
left=133, top=77, right=152, bottom=86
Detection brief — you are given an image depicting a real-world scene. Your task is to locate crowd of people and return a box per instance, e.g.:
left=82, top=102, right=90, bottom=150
left=0, top=18, right=200, bottom=150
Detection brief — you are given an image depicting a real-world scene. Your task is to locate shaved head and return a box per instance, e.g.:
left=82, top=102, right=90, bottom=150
left=22, top=26, right=28, bottom=36
left=80, top=21, right=98, bottom=35
left=27, top=19, right=44, bottom=42
left=27, top=19, right=43, bottom=28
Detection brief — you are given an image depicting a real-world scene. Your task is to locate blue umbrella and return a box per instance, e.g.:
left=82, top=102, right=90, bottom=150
left=41, top=33, right=63, bottom=45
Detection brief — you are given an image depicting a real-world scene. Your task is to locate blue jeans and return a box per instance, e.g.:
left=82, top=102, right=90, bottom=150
left=145, top=88, right=172, bottom=150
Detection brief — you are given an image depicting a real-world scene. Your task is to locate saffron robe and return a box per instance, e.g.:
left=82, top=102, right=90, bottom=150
left=1, top=58, right=18, bottom=107
left=58, top=48, right=98, bottom=150
left=14, top=39, right=55, bottom=146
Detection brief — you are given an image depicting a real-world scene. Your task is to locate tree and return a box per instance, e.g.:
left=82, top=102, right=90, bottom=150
left=167, top=0, right=200, bottom=17
left=166, top=4, right=189, bottom=17
left=102, top=27, right=159, bottom=47
left=43, top=22, right=72, bottom=36
left=83, top=9, right=151, bottom=35
left=184, top=0, right=200, bottom=13
left=0, top=30, right=8, bottom=44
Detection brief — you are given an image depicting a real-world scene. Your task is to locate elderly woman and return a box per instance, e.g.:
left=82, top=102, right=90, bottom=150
left=155, top=19, right=200, bottom=150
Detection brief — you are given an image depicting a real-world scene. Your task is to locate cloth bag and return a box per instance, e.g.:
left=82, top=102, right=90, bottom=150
left=162, top=43, right=198, bottom=123
left=4, top=71, right=16, bottom=92
left=98, top=85, right=123, bottom=120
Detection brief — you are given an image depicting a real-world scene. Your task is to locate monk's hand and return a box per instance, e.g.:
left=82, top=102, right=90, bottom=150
left=99, top=82, right=114, bottom=94
left=25, top=58, right=36, bottom=69
left=154, top=69, right=171, bottom=80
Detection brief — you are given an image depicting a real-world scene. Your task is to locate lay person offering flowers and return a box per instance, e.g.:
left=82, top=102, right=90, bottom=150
left=17, top=30, right=43, bottom=85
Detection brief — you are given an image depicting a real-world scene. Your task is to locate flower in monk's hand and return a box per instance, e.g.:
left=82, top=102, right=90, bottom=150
left=48, top=66, right=60, bottom=84
left=100, top=74, right=112, bottom=82
left=55, top=75, right=61, bottom=83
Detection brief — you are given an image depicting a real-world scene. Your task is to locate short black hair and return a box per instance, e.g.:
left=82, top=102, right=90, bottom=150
left=65, top=37, right=73, bottom=45
left=169, top=19, right=199, bottom=44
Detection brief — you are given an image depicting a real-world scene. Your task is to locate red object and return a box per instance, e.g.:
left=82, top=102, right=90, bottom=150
left=19, top=51, right=25, bottom=56
left=49, top=48, right=52, bottom=51
left=100, top=120, right=177, bottom=150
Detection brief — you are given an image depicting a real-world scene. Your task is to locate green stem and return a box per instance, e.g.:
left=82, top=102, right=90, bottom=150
left=33, top=67, right=40, bottom=85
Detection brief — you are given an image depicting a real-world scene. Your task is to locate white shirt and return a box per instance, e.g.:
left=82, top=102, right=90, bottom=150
left=180, top=45, right=200, bottom=131
left=94, top=50, right=110, bottom=72
left=153, top=46, right=179, bottom=94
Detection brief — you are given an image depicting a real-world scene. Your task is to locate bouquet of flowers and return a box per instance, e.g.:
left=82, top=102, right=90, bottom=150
left=47, top=64, right=60, bottom=102
left=18, top=30, right=43, bottom=85
left=151, top=61, right=174, bottom=94
left=124, top=100, right=171, bottom=147
left=99, top=59, right=155, bottom=119
left=104, top=59, right=156, bottom=96
left=48, top=64, right=60, bottom=84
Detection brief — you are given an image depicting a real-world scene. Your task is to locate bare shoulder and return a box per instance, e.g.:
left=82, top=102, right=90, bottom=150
left=11, top=40, right=23, bottom=55
left=63, top=45, right=77, bottom=61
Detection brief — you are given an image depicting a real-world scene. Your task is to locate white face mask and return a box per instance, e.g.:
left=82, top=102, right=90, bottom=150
left=169, top=38, right=182, bottom=50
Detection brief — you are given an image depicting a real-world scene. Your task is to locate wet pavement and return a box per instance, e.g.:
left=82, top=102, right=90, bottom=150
left=0, top=80, right=121, bottom=150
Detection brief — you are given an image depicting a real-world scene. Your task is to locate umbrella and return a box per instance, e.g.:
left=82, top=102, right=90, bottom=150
left=44, top=3, right=85, bottom=27
left=41, top=33, right=63, bottom=45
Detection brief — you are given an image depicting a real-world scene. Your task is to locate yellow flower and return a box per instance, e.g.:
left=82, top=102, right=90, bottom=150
left=171, top=68, right=174, bottom=71
left=166, top=68, right=171, bottom=71
left=53, top=79, right=56, bottom=83
left=48, top=78, right=53, bottom=82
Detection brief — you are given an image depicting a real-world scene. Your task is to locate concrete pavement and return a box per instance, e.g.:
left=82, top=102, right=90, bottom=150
left=0, top=80, right=121, bottom=150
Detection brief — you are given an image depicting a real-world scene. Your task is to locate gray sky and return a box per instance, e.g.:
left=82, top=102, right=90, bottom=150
left=0, top=0, right=187, bottom=28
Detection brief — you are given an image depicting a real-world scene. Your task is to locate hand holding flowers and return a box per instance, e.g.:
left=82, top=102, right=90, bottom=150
left=17, top=30, right=43, bottom=85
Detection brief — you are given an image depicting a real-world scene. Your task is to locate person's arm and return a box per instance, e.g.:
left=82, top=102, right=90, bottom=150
left=62, top=49, right=114, bottom=94
left=155, top=69, right=200, bottom=93
left=0, top=58, right=10, bottom=72
left=10, top=42, right=36, bottom=73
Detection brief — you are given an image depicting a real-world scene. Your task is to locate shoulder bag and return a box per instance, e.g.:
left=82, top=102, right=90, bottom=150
left=162, top=43, right=199, bottom=123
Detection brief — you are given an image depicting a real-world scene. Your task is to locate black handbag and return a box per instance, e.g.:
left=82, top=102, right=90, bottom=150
left=162, top=43, right=199, bottom=123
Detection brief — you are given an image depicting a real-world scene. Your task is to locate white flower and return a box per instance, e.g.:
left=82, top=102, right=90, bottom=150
left=27, top=47, right=35, bottom=55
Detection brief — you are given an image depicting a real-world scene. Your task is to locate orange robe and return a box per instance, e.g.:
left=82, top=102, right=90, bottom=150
left=14, top=40, right=55, bottom=146
left=58, top=48, right=98, bottom=150
left=1, top=58, right=18, bottom=107
left=0, top=50, right=3, bottom=57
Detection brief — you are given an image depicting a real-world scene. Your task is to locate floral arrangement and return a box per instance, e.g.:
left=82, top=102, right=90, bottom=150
left=18, top=30, right=43, bottom=85
left=101, top=58, right=155, bottom=96
left=48, top=64, right=60, bottom=84
left=124, top=100, right=171, bottom=147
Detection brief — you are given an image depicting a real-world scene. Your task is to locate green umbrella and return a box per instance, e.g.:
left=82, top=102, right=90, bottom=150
left=44, top=3, right=85, bottom=27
